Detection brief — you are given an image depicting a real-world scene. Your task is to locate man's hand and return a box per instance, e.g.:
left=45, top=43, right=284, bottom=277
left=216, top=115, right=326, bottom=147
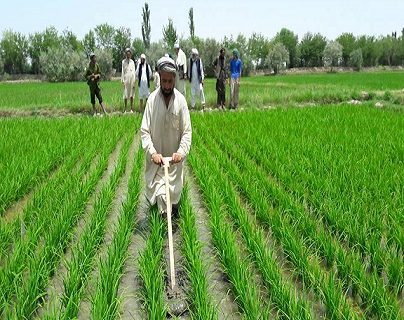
left=171, top=153, right=182, bottom=163
left=151, top=153, right=164, bottom=165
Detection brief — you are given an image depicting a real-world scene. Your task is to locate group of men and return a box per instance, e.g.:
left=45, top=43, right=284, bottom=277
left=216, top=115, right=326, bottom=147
left=85, top=45, right=243, bottom=115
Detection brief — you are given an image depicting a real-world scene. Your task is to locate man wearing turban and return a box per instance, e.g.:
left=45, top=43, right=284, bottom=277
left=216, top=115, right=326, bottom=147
left=188, top=48, right=206, bottom=110
left=174, top=43, right=187, bottom=95
left=230, top=48, right=242, bottom=109
left=135, top=53, right=152, bottom=112
left=141, top=56, right=192, bottom=214
left=121, top=48, right=136, bottom=113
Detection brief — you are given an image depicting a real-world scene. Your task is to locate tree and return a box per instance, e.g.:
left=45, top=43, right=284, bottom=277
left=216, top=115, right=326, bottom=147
left=113, top=27, right=131, bottom=70
left=132, top=37, right=146, bottom=59
left=0, top=30, right=29, bottom=74
left=60, top=29, right=82, bottom=51
left=247, top=32, right=268, bottom=70
left=145, top=40, right=166, bottom=69
left=141, top=3, right=151, bottom=49
left=273, top=28, right=298, bottom=68
left=267, top=42, right=289, bottom=74
left=189, top=7, right=195, bottom=42
left=323, top=41, right=343, bottom=71
left=355, top=35, right=381, bottom=67
left=94, top=23, right=115, bottom=49
left=0, top=54, right=4, bottom=75
left=83, top=30, right=96, bottom=58
left=336, top=32, right=356, bottom=66
left=349, top=48, right=363, bottom=71
left=298, top=32, right=327, bottom=67
left=28, top=26, right=60, bottom=74
left=162, top=18, right=177, bottom=50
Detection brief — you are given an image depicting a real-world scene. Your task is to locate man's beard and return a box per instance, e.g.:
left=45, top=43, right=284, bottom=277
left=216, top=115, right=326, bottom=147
left=161, top=87, right=174, bottom=97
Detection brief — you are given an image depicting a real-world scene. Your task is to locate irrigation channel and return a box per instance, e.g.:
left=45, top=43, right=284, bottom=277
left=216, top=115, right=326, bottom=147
left=0, top=104, right=403, bottom=319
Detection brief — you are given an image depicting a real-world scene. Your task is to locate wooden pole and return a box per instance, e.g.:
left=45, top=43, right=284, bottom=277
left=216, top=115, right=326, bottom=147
left=163, top=157, right=176, bottom=290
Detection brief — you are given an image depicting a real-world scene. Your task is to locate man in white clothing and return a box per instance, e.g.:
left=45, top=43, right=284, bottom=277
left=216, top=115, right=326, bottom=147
left=121, top=48, right=136, bottom=113
left=188, top=48, right=205, bottom=110
left=174, top=43, right=187, bottom=96
left=135, top=53, right=152, bottom=112
left=141, top=56, right=192, bottom=214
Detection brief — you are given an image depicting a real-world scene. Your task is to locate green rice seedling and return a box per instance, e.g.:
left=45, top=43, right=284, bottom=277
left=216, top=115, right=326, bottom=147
left=91, top=144, right=144, bottom=319
left=138, top=206, right=166, bottom=319
left=178, top=185, right=218, bottom=320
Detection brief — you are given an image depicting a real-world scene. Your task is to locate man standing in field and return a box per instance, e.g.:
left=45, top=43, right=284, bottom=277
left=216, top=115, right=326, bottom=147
left=174, top=43, right=187, bottom=96
left=229, top=48, right=242, bottom=109
left=141, top=56, right=192, bottom=215
left=85, top=53, right=107, bottom=116
left=121, top=48, right=136, bottom=113
left=213, top=48, right=227, bottom=110
left=188, top=48, right=206, bottom=110
left=135, top=53, right=152, bottom=112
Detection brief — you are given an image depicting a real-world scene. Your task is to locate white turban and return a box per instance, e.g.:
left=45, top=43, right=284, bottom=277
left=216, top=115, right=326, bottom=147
left=140, top=53, right=146, bottom=59
left=174, top=43, right=180, bottom=49
left=157, top=56, right=177, bottom=73
left=191, top=48, right=198, bottom=55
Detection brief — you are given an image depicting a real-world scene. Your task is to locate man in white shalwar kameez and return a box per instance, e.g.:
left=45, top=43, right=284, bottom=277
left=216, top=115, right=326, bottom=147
left=174, top=43, right=187, bottom=96
left=188, top=48, right=206, bottom=110
left=141, top=56, right=192, bottom=214
left=135, top=53, right=152, bottom=112
left=121, top=48, right=136, bottom=113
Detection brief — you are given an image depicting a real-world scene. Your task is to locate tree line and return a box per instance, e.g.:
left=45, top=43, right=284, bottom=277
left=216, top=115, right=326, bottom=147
left=0, top=2, right=403, bottom=80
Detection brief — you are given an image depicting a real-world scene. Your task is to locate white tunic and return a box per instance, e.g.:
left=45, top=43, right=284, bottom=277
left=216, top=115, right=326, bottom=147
left=141, top=88, right=192, bottom=206
left=121, top=58, right=136, bottom=98
left=175, top=49, right=187, bottom=95
left=136, top=63, right=152, bottom=99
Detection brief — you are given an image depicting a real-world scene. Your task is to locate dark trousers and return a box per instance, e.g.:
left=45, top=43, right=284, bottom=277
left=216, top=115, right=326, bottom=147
left=216, top=79, right=226, bottom=105
left=90, top=85, right=103, bottom=105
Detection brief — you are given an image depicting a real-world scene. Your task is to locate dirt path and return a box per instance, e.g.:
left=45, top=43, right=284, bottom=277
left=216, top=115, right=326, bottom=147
left=35, top=139, right=123, bottom=318
left=185, top=165, right=241, bottom=320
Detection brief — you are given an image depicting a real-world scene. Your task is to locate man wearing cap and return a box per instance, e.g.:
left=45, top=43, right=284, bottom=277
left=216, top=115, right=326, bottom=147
left=135, top=53, right=152, bottom=112
left=174, top=43, right=187, bottom=95
left=213, top=48, right=227, bottom=110
left=85, top=53, right=107, bottom=115
left=121, top=48, right=136, bottom=113
left=188, top=48, right=205, bottom=110
left=230, top=48, right=242, bottom=109
left=141, top=56, right=192, bottom=215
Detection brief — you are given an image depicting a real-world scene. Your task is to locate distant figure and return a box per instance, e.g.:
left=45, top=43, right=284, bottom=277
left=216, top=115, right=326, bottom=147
left=135, top=53, right=152, bottom=112
left=174, top=43, right=187, bottom=95
left=188, top=48, right=205, bottom=110
left=141, top=56, right=192, bottom=215
left=85, top=52, right=107, bottom=116
left=229, top=48, right=242, bottom=109
left=213, top=48, right=227, bottom=109
left=121, top=48, right=136, bottom=113
left=154, top=65, right=160, bottom=90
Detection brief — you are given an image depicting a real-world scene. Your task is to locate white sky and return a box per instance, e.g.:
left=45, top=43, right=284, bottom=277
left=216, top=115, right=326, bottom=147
left=1, top=0, right=403, bottom=41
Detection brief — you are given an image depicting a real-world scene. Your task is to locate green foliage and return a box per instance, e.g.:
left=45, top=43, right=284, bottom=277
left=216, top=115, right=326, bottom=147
left=189, top=7, right=195, bottom=41
left=39, top=46, right=86, bottom=82
left=247, top=32, right=269, bottom=69
left=273, top=28, right=298, bottom=68
left=113, top=27, right=131, bottom=70
left=336, top=32, right=356, bottom=66
left=162, top=18, right=178, bottom=50
left=141, top=2, right=151, bottom=49
left=349, top=48, right=363, bottom=71
left=93, top=48, right=114, bottom=80
left=83, top=30, right=96, bottom=58
left=94, top=23, right=115, bottom=50
left=132, top=37, right=146, bottom=59
left=0, top=30, right=29, bottom=74
left=60, top=29, right=82, bottom=52
left=28, top=27, right=60, bottom=74
left=0, top=54, right=4, bottom=75
left=145, top=40, right=166, bottom=68
left=267, top=42, right=289, bottom=74
left=323, top=40, right=343, bottom=69
left=298, top=32, right=327, bottom=67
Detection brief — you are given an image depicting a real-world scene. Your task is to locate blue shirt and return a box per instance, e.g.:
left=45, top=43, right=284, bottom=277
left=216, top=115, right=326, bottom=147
left=230, top=58, right=242, bottom=79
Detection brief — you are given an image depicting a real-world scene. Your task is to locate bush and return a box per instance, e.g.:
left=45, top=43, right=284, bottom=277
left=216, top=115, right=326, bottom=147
left=349, top=48, right=363, bottom=71
left=323, top=41, right=343, bottom=70
left=93, top=48, right=114, bottom=80
left=0, top=54, right=4, bottom=75
left=40, top=47, right=87, bottom=82
left=267, top=42, right=289, bottom=74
